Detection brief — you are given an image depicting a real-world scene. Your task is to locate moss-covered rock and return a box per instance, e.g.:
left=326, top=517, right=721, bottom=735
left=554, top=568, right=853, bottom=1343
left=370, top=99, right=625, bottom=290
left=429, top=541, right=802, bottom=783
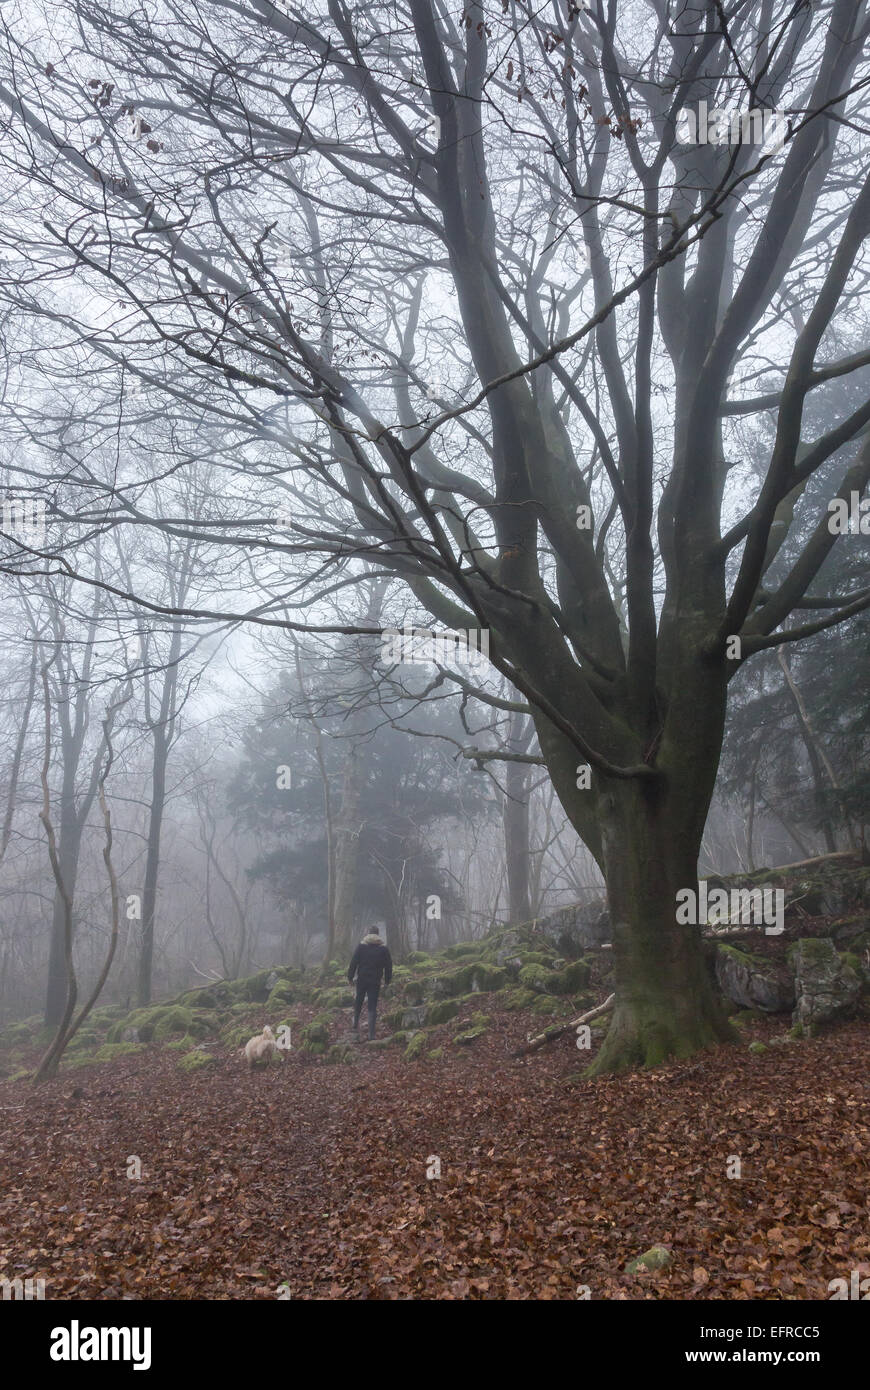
left=326, top=1043, right=355, bottom=1065
left=468, top=963, right=508, bottom=993
left=427, top=1046, right=444, bottom=1061
left=625, top=1245, right=672, bottom=1274
left=430, top=963, right=477, bottom=998
left=748, top=1041, right=768, bottom=1055
left=65, top=1029, right=102, bottom=1052
left=518, top=963, right=559, bottom=994
left=153, top=1006, right=196, bottom=1040
left=404, top=1031, right=430, bottom=1061
left=790, top=936, right=861, bottom=1035
left=0, top=1016, right=42, bottom=1046
left=424, top=999, right=460, bottom=1027
left=299, top=1015, right=331, bottom=1054
left=500, top=987, right=538, bottom=1011
left=443, top=942, right=484, bottom=960
left=177, top=1049, right=215, bottom=1073
left=314, top=986, right=355, bottom=1011
left=107, top=1004, right=214, bottom=1044
left=714, top=943, right=795, bottom=1013
left=453, top=1025, right=487, bottom=1045
left=266, top=981, right=298, bottom=1009
left=529, top=995, right=560, bottom=1016
left=548, top=959, right=591, bottom=994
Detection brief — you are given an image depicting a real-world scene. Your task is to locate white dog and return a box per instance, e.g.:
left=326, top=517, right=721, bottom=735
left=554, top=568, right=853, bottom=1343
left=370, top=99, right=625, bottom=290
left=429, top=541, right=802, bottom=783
left=243, top=1024, right=281, bottom=1068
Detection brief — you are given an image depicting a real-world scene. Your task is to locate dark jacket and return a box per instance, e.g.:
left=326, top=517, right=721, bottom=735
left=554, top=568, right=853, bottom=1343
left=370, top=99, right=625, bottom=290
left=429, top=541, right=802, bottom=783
left=348, top=933, right=393, bottom=990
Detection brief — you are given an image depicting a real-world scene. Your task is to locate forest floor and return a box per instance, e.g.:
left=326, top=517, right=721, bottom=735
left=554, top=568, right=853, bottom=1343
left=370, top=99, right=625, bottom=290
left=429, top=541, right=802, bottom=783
left=0, top=1005, right=867, bottom=1300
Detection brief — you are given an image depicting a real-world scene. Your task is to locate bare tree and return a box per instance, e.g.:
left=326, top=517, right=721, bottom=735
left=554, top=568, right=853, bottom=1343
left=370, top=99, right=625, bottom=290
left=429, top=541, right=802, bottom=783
left=0, top=1, right=868, bottom=1069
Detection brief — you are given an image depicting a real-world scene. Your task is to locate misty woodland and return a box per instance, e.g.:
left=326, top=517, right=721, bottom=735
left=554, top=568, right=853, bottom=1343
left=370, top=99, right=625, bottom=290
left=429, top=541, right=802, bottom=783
left=0, top=0, right=867, bottom=1308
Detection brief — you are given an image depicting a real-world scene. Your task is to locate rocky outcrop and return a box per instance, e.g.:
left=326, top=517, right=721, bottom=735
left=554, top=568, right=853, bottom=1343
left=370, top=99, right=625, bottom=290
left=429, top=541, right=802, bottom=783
left=714, top=944, right=795, bottom=1013
left=789, top=937, right=861, bottom=1036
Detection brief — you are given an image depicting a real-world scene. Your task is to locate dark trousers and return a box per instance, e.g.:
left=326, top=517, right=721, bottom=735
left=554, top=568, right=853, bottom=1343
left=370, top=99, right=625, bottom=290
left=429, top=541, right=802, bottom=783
left=353, top=981, right=380, bottom=1040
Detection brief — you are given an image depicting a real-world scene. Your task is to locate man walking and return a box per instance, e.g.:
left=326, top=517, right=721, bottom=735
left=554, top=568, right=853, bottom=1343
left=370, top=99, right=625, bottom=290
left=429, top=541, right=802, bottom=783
left=347, top=927, right=393, bottom=1041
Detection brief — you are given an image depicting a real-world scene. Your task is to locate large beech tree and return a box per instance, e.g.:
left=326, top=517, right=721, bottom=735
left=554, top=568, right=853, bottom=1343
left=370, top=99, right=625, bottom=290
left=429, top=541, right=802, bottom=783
left=1, top=0, right=869, bottom=1070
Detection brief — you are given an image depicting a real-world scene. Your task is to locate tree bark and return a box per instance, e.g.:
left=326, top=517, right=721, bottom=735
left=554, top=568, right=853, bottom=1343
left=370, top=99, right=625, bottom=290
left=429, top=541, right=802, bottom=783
left=503, top=711, right=534, bottom=924
left=586, top=778, right=735, bottom=1075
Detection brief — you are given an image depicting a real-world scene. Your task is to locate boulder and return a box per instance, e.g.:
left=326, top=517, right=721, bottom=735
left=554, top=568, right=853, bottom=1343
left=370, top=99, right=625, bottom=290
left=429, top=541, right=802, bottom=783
left=714, top=943, right=795, bottom=1013
left=789, top=937, right=861, bottom=1036
left=532, top=900, right=610, bottom=954
left=400, top=1005, right=427, bottom=1030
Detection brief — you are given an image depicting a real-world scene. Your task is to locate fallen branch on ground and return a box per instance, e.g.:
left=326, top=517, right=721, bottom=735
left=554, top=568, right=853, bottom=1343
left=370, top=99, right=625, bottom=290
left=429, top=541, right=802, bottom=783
left=513, top=993, right=615, bottom=1057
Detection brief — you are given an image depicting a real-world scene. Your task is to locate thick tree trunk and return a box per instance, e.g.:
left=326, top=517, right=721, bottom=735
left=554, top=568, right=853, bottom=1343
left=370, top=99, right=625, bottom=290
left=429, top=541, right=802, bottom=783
left=588, top=782, right=735, bottom=1075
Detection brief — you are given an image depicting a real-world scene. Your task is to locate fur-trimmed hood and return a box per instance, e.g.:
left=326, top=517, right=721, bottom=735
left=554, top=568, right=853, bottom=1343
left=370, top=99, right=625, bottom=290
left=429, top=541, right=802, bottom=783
left=361, top=932, right=383, bottom=945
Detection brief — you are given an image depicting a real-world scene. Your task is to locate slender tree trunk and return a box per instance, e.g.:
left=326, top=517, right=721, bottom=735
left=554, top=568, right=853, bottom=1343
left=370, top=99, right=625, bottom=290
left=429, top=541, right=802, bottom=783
left=504, top=767, right=532, bottom=925
left=137, top=727, right=167, bottom=1005
left=332, top=743, right=362, bottom=957
left=44, top=811, right=82, bottom=1027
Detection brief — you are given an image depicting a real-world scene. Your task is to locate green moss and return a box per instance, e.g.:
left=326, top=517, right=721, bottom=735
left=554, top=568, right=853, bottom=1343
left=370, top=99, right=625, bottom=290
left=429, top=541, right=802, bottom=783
left=453, top=1025, right=487, bottom=1045
left=625, top=1246, right=672, bottom=1274
left=107, top=1003, right=213, bottom=1044
left=500, top=987, right=538, bottom=1011
left=427, top=1047, right=444, bottom=1061
left=65, top=1030, right=102, bottom=1052
left=404, top=1031, right=430, bottom=1061
left=518, top=963, right=559, bottom=994
left=431, top=962, right=477, bottom=997
left=423, top=999, right=459, bottom=1027
left=326, top=1043, right=355, bottom=1065
left=0, top=1017, right=41, bottom=1046
left=732, top=1008, right=764, bottom=1027
left=748, top=1041, right=768, bottom=1055
left=787, top=936, right=831, bottom=963
left=153, top=1006, right=195, bottom=1039
left=300, top=1015, right=331, bottom=1054
left=443, top=942, right=484, bottom=960
left=266, top=982, right=297, bottom=1008
left=315, top=986, right=354, bottom=1011
left=549, top=959, right=591, bottom=995
left=529, top=995, right=560, bottom=1016
left=221, top=1024, right=252, bottom=1049
left=94, top=1042, right=143, bottom=1062
left=468, top=963, right=508, bottom=993
left=404, top=951, right=437, bottom=967
left=177, top=1049, right=215, bottom=1072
